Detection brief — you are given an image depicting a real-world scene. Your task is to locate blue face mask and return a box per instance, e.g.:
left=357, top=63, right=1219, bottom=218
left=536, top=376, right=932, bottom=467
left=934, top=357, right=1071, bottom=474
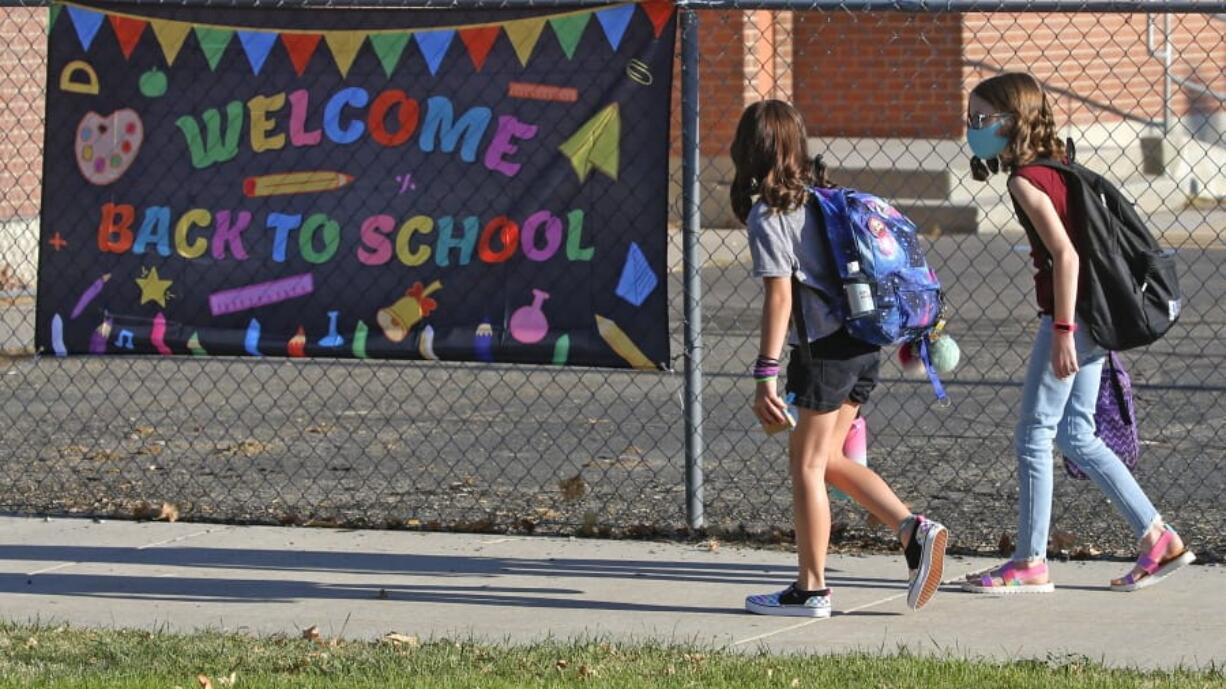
left=967, top=121, right=1008, bottom=160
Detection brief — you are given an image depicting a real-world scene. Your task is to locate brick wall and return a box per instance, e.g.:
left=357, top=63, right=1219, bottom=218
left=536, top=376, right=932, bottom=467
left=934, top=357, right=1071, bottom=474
left=791, top=12, right=965, bottom=139
left=0, top=8, right=46, bottom=221
left=962, top=13, right=1167, bottom=129
left=1169, top=14, right=1226, bottom=131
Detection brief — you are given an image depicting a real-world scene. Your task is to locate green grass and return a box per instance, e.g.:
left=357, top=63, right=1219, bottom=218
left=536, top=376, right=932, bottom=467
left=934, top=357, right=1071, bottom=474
left=0, top=622, right=1222, bottom=689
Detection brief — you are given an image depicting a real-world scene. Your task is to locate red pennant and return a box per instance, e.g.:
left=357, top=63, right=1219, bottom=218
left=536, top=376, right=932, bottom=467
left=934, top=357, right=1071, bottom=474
left=641, top=0, right=674, bottom=38
left=281, top=33, right=322, bottom=77
left=459, top=26, right=500, bottom=72
left=109, top=15, right=148, bottom=60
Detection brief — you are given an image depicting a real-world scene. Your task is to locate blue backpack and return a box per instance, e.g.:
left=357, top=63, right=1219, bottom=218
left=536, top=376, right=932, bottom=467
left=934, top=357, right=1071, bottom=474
left=808, top=186, right=948, bottom=399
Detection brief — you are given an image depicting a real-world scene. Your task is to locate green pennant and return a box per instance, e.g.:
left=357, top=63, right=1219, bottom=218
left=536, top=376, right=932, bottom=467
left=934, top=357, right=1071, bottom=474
left=369, top=33, right=411, bottom=79
left=47, top=4, right=62, bottom=35
left=549, top=13, right=591, bottom=60
left=194, top=26, right=234, bottom=71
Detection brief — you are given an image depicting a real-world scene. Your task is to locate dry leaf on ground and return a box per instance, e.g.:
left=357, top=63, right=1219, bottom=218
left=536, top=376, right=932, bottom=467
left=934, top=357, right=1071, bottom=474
left=558, top=474, right=586, bottom=501
left=196, top=675, right=213, bottom=689
left=301, top=625, right=321, bottom=643
left=158, top=502, right=180, bottom=523
left=998, top=533, right=1014, bottom=557
left=382, top=632, right=419, bottom=647
left=1051, top=530, right=1077, bottom=552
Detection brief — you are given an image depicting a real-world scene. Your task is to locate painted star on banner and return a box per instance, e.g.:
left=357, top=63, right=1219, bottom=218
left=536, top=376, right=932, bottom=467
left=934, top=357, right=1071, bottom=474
left=135, top=266, right=173, bottom=308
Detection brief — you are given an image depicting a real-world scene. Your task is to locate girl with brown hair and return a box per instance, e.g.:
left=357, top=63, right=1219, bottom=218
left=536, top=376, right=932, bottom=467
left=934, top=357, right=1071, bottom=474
left=733, top=100, right=948, bottom=617
left=962, top=72, right=1195, bottom=594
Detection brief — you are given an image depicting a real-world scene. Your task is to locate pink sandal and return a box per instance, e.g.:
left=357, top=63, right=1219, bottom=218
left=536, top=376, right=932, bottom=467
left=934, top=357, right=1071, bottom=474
left=1110, top=528, right=1196, bottom=592
left=961, top=560, right=1055, bottom=594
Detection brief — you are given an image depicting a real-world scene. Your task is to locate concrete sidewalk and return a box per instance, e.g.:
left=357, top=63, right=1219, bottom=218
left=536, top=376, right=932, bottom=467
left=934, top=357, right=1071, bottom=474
left=0, top=516, right=1222, bottom=670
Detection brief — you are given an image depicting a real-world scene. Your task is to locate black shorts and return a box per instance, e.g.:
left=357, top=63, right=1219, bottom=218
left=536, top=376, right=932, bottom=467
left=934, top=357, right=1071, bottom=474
left=785, top=329, right=881, bottom=413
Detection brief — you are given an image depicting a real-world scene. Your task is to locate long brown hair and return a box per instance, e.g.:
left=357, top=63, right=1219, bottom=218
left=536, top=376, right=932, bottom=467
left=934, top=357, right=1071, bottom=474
left=730, top=100, right=830, bottom=224
left=970, top=73, right=1065, bottom=172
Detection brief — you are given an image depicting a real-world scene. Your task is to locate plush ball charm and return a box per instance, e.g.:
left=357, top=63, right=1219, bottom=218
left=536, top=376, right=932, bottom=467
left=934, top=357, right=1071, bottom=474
left=897, top=341, right=926, bottom=377
left=929, top=334, right=961, bottom=374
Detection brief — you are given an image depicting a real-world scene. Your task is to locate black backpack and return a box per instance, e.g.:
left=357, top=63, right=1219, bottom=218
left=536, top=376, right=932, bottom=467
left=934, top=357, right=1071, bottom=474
left=1010, top=146, right=1182, bottom=351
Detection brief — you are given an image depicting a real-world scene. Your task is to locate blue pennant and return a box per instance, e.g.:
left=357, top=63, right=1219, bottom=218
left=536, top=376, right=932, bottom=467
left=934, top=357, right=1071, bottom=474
left=415, top=30, right=455, bottom=76
left=66, top=6, right=104, bottom=51
left=596, top=5, right=635, bottom=51
left=615, top=242, right=658, bottom=307
left=237, top=31, right=278, bottom=75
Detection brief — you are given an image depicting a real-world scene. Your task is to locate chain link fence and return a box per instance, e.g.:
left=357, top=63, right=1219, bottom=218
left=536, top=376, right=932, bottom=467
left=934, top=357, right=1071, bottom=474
left=1, top=0, right=1223, bottom=561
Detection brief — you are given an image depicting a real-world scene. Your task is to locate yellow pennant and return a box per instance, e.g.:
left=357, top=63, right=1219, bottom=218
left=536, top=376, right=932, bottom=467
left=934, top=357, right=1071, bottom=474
left=503, top=17, right=546, bottom=67
left=150, top=18, right=191, bottom=66
left=324, top=31, right=365, bottom=79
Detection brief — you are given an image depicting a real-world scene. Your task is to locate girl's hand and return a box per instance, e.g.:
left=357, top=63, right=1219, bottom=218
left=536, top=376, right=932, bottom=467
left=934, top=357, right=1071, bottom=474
left=753, top=381, right=788, bottom=427
left=1051, top=331, right=1079, bottom=379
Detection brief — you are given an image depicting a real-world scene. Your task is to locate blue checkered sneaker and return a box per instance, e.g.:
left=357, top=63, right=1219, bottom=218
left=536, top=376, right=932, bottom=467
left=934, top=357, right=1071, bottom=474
left=745, top=583, right=832, bottom=618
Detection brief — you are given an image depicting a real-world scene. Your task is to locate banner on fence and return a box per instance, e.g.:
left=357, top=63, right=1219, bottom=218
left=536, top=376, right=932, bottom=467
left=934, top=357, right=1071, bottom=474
left=36, top=1, right=675, bottom=369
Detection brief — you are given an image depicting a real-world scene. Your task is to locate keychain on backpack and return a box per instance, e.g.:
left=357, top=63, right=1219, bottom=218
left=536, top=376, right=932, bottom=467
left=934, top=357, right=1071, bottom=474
left=898, top=319, right=960, bottom=377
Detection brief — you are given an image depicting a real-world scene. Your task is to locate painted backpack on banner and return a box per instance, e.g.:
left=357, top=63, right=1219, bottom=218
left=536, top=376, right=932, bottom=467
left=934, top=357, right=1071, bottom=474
left=807, top=179, right=947, bottom=399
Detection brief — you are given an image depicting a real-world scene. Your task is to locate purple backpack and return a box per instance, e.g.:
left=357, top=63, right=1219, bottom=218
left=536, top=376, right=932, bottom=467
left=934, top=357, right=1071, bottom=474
left=1063, top=352, right=1140, bottom=479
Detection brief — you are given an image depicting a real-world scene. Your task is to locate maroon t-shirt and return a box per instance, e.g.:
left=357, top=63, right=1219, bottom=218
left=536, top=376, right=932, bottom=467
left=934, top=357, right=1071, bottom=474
left=1014, top=164, right=1077, bottom=316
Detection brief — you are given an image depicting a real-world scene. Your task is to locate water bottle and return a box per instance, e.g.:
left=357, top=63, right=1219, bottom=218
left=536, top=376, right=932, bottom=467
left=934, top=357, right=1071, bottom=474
left=845, top=261, right=875, bottom=318
left=832, top=416, right=868, bottom=502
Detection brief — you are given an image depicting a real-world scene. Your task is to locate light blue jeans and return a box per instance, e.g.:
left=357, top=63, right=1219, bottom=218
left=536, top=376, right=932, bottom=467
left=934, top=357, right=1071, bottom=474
left=1014, top=316, right=1160, bottom=561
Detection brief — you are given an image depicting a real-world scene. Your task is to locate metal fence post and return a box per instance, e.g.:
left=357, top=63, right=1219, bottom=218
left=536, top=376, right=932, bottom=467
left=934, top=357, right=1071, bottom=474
left=681, top=7, right=704, bottom=531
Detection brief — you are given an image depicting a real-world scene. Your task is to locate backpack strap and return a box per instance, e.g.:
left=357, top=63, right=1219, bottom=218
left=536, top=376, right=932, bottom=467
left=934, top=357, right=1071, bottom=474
left=790, top=275, right=812, bottom=367
left=1007, top=156, right=1080, bottom=272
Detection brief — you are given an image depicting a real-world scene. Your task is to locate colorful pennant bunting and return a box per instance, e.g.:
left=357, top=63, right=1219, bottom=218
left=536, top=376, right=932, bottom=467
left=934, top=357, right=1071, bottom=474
left=549, top=13, right=590, bottom=60
left=52, top=2, right=655, bottom=77
left=194, top=26, right=234, bottom=71
left=237, top=31, right=277, bottom=75
left=595, top=4, right=635, bottom=51
left=108, top=15, right=147, bottom=60
left=503, top=17, right=546, bottom=68
left=324, top=31, right=365, bottom=78
left=369, top=32, right=410, bottom=79
left=66, top=6, right=103, bottom=51
left=281, top=33, right=322, bottom=77
left=151, top=18, right=191, bottom=65
left=48, top=4, right=62, bottom=35
left=642, top=0, right=674, bottom=38
left=458, top=26, right=500, bottom=72
left=414, top=29, right=455, bottom=77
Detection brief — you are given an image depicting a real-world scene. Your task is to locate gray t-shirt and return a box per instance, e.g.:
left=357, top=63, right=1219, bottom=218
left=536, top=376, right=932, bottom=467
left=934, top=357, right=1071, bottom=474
left=746, top=200, right=842, bottom=344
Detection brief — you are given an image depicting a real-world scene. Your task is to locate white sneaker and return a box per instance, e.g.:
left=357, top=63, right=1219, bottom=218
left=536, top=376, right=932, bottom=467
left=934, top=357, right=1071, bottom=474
left=907, top=517, right=948, bottom=610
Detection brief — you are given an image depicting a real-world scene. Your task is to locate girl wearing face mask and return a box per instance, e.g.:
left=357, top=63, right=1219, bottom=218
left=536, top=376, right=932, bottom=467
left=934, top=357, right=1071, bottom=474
left=961, top=73, right=1194, bottom=594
